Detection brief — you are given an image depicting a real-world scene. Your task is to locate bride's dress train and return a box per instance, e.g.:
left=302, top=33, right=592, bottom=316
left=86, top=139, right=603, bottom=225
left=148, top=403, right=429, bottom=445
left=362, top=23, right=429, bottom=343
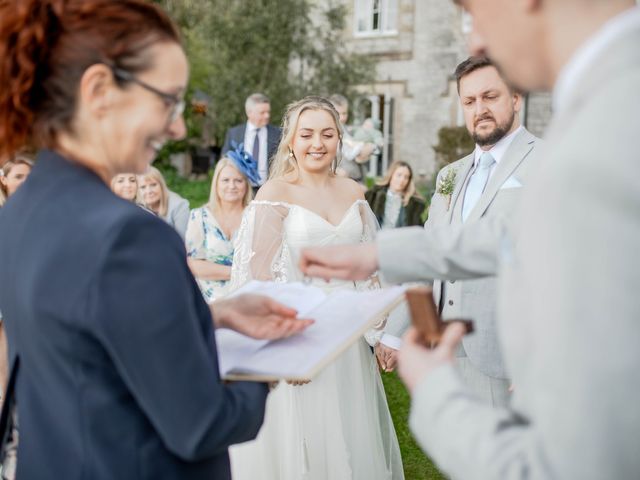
left=227, top=200, right=404, bottom=480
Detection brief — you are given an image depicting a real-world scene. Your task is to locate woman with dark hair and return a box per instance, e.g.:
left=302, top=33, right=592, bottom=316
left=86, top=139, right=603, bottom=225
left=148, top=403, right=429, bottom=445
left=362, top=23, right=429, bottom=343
left=0, top=1, right=309, bottom=478
left=365, top=160, right=426, bottom=228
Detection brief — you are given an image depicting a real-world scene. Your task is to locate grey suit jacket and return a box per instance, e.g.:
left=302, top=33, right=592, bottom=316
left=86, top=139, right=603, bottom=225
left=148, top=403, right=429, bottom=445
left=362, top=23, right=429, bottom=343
left=429, top=128, right=539, bottom=379
left=376, top=19, right=640, bottom=480
left=380, top=130, right=539, bottom=366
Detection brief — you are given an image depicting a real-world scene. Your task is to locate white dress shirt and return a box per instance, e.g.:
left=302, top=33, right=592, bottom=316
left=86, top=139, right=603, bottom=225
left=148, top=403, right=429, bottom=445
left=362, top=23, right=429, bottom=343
left=244, top=121, right=269, bottom=185
left=471, top=124, right=523, bottom=181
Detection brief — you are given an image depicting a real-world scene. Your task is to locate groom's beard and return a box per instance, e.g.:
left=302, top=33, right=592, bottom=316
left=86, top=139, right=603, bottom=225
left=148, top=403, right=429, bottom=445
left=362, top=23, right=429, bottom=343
left=472, top=111, right=516, bottom=147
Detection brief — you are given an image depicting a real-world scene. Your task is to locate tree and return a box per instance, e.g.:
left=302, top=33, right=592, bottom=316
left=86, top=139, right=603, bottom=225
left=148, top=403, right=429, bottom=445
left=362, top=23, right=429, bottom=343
left=154, top=0, right=374, bottom=148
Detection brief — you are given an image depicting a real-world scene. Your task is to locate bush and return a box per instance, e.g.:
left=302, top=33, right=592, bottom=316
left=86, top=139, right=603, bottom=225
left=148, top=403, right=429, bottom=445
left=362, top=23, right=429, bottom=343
left=432, top=126, right=474, bottom=170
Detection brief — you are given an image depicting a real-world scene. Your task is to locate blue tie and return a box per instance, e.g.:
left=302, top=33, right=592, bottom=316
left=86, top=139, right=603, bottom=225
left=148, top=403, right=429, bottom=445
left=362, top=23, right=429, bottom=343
left=462, top=152, right=495, bottom=222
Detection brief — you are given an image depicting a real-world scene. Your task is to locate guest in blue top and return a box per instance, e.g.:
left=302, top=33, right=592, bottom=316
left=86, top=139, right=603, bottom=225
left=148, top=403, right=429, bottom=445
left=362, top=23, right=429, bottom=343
left=0, top=1, right=311, bottom=479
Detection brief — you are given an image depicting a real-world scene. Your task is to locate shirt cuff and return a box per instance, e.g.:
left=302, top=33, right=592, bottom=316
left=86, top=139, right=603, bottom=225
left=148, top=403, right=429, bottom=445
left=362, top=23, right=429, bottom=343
left=380, top=333, right=402, bottom=350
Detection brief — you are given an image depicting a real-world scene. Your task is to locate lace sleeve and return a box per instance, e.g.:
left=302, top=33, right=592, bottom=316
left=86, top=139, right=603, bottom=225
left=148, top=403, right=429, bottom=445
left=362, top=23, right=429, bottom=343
left=228, top=201, right=291, bottom=292
left=353, top=201, right=387, bottom=346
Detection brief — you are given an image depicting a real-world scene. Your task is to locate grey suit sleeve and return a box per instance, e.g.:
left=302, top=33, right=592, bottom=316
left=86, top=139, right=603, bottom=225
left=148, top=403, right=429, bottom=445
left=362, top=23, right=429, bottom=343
left=382, top=301, right=411, bottom=338
left=379, top=301, right=410, bottom=348
left=377, top=216, right=507, bottom=284
left=89, top=215, right=268, bottom=461
left=409, top=365, right=540, bottom=480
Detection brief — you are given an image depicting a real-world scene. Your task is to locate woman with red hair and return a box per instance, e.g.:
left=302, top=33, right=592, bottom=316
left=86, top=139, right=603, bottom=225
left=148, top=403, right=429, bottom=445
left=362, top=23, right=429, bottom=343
left=0, top=2, right=309, bottom=478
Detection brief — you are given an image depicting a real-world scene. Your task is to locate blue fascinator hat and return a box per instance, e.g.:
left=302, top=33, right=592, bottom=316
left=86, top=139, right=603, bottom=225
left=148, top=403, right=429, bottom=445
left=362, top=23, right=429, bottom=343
left=226, top=141, right=261, bottom=186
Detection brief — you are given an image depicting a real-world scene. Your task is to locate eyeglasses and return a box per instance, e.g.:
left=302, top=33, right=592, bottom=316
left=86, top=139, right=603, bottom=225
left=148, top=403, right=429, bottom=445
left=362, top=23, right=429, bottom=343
left=111, top=67, right=185, bottom=124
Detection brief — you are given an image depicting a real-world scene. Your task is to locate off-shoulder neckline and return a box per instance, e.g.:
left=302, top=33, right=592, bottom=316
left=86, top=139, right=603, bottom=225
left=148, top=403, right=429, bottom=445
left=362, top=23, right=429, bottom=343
left=250, top=199, right=367, bottom=228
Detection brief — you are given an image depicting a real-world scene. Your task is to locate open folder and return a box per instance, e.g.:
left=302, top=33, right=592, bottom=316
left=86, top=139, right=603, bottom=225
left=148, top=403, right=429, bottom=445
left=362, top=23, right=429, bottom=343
left=216, top=281, right=407, bottom=382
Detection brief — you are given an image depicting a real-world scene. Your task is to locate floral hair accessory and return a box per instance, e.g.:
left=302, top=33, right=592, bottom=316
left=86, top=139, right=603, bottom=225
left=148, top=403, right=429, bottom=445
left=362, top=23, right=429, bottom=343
left=227, top=141, right=261, bottom=185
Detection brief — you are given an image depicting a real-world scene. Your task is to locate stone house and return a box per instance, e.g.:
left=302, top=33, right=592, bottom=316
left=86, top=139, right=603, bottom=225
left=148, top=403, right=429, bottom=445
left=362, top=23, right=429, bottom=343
left=332, top=0, right=552, bottom=179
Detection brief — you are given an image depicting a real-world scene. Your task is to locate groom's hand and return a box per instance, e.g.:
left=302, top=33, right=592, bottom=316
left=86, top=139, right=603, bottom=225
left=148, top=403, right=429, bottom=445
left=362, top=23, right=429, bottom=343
left=212, top=294, right=314, bottom=339
left=299, top=243, right=379, bottom=281
left=398, top=323, right=466, bottom=393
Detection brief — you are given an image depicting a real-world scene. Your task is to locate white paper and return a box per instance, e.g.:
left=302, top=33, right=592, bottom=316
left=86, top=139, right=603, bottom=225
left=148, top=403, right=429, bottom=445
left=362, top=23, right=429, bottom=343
left=217, top=281, right=406, bottom=380
left=229, top=280, right=327, bottom=317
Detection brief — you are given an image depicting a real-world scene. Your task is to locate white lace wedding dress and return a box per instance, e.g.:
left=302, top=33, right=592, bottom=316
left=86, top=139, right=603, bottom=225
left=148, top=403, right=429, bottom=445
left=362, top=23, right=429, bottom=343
left=227, top=199, right=404, bottom=480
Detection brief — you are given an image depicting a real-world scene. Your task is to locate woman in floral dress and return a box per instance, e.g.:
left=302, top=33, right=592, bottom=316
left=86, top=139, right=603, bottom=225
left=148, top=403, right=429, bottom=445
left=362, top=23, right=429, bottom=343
left=186, top=153, right=255, bottom=302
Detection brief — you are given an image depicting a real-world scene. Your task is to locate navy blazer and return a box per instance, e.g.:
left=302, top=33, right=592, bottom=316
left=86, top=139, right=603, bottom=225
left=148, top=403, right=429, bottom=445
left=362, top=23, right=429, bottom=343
left=0, top=151, right=268, bottom=479
left=221, top=123, right=281, bottom=170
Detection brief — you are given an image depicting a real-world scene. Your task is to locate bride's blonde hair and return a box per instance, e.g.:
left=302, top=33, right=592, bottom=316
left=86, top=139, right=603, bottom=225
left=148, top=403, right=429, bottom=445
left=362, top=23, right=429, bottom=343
left=269, top=96, right=344, bottom=180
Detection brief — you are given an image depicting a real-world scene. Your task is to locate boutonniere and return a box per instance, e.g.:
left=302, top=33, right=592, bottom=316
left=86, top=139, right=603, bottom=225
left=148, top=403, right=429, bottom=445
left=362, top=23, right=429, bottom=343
left=436, top=168, right=457, bottom=210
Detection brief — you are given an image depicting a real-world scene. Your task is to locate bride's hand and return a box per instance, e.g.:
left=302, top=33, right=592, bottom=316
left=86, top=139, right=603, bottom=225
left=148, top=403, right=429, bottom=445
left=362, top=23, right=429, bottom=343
left=286, top=379, right=311, bottom=386
left=375, top=343, right=398, bottom=372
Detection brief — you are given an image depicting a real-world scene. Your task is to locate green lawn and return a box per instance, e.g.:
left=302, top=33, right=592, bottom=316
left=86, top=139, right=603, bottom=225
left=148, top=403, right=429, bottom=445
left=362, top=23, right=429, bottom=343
left=167, top=170, right=444, bottom=480
left=381, top=372, right=445, bottom=480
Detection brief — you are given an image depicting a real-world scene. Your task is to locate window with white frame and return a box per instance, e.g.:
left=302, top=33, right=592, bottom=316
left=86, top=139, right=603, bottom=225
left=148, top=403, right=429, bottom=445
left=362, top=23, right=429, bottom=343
left=354, top=0, right=398, bottom=36
left=461, top=10, right=472, bottom=35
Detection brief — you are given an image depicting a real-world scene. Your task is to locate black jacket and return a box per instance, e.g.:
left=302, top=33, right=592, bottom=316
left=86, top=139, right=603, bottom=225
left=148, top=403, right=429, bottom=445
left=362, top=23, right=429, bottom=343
left=365, top=185, right=426, bottom=227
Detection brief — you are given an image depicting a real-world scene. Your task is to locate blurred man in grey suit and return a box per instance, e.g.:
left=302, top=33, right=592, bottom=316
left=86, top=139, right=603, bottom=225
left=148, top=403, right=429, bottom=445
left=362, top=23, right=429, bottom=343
left=301, top=0, right=640, bottom=477
left=377, top=58, right=540, bottom=409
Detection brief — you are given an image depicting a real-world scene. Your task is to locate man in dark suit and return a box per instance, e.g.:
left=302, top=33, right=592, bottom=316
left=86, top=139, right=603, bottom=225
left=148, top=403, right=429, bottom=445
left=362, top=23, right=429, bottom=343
left=221, top=93, right=281, bottom=188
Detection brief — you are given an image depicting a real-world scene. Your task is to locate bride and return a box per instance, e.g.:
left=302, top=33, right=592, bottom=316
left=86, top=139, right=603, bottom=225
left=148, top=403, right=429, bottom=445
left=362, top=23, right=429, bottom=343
left=228, top=96, right=404, bottom=479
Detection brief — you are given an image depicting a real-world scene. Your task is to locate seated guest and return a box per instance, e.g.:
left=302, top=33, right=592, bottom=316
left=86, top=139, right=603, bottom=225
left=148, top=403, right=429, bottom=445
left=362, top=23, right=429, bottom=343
left=0, top=155, right=34, bottom=206
left=365, top=160, right=425, bottom=228
left=186, top=154, right=253, bottom=303
left=110, top=173, right=138, bottom=202
left=138, top=166, right=189, bottom=238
